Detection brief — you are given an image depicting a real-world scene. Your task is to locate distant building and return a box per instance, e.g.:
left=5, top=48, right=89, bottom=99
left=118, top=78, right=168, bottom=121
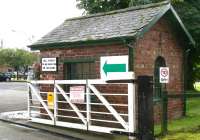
left=0, top=65, right=13, bottom=73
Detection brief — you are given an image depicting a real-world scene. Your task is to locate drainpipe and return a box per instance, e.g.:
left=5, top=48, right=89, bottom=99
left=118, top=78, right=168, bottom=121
left=183, top=48, right=190, bottom=116
left=121, top=38, right=136, bottom=72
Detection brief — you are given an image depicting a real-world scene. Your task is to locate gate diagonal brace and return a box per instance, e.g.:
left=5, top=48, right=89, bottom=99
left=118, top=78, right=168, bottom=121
left=28, top=83, right=54, bottom=121
left=55, top=84, right=87, bottom=125
left=88, top=84, right=129, bottom=130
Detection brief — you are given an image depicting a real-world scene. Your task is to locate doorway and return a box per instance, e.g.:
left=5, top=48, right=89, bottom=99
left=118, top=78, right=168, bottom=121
left=154, top=56, right=167, bottom=135
left=154, top=56, right=166, bottom=101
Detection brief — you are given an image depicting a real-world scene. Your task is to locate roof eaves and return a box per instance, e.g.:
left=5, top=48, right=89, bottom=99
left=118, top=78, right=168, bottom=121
left=28, top=36, right=134, bottom=51
left=170, top=5, right=196, bottom=46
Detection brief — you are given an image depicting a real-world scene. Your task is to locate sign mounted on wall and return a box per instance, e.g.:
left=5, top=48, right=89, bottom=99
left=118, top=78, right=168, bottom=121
left=100, top=55, right=129, bottom=80
left=159, top=67, right=169, bottom=83
left=42, top=58, right=57, bottom=72
left=47, top=92, right=54, bottom=109
left=70, top=86, right=85, bottom=104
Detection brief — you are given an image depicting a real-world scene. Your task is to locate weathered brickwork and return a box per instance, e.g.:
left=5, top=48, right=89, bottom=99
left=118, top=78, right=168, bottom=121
left=39, top=17, right=184, bottom=123
left=134, top=18, right=184, bottom=121
left=40, top=44, right=129, bottom=81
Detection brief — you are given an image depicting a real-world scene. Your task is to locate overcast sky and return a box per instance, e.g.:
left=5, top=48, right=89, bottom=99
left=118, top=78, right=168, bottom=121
left=0, top=0, right=83, bottom=50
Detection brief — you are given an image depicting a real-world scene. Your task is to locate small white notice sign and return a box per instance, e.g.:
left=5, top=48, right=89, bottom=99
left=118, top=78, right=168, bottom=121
left=42, top=58, right=57, bottom=72
left=159, top=67, right=169, bottom=83
left=70, top=86, right=85, bottom=104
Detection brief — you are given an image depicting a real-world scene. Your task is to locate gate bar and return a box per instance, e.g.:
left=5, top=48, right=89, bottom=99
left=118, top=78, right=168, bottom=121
left=89, top=84, right=128, bottom=130
left=28, top=83, right=54, bottom=121
left=55, top=84, right=87, bottom=125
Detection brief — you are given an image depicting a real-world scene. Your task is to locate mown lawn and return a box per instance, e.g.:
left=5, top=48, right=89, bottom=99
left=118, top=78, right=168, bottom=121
left=161, top=131, right=200, bottom=140
left=158, top=97, right=200, bottom=140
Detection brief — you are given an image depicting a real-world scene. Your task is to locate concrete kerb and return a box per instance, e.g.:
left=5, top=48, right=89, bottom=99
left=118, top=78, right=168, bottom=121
left=0, top=111, right=82, bottom=140
left=0, top=111, right=122, bottom=140
left=0, top=118, right=82, bottom=140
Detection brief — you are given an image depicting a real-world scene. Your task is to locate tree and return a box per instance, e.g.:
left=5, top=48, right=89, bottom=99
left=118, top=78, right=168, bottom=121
left=0, top=48, right=37, bottom=79
left=76, top=0, right=183, bottom=14
left=174, top=0, right=200, bottom=88
left=76, top=0, right=153, bottom=14
left=76, top=0, right=129, bottom=14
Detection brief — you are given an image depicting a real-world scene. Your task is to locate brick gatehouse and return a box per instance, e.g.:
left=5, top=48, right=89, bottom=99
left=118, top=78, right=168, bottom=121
left=29, top=1, right=195, bottom=126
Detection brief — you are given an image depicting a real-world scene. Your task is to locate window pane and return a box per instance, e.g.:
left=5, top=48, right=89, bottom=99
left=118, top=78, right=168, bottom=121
left=66, top=62, right=96, bottom=80
left=82, top=63, right=89, bottom=79
left=76, top=63, right=82, bottom=79
left=89, top=63, right=96, bottom=79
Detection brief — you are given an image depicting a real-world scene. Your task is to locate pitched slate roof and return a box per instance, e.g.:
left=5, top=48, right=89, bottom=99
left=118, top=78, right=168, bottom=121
left=29, top=1, right=195, bottom=49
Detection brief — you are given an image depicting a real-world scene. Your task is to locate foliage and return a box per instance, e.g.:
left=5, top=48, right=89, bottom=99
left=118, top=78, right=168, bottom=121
left=76, top=0, right=130, bottom=14
left=76, top=0, right=183, bottom=14
left=174, top=0, right=200, bottom=87
left=0, top=48, right=37, bottom=78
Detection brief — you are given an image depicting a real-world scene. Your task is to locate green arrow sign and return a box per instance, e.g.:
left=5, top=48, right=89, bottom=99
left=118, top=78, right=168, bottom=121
left=103, top=61, right=126, bottom=75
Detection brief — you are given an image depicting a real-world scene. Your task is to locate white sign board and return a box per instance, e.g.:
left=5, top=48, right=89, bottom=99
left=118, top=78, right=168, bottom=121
left=42, top=58, right=57, bottom=72
left=159, top=67, right=169, bottom=83
left=70, top=86, right=85, bottom=104
left=100, top=55, right=128, bottom=80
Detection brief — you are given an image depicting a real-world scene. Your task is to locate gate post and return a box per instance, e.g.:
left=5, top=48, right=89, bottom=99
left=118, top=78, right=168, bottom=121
left=28, top=86, right=31, bottom=120
left=86, top=79, right=91, bottom=130
left=138, top=76, right=154, bottom=140
left=161, top=90, right=168, bottom=135
left=54, top=80, right=58, bottom=125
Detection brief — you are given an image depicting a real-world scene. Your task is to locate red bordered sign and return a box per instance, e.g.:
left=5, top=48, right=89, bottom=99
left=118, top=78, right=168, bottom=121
left=159, top=67, right=169, bottom=83
left=70, top=86, right=85, bottom=104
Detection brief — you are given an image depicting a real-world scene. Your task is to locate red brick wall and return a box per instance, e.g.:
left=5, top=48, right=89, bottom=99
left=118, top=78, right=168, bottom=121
left=134, top=18, right=184, bottom=121
left=40, top=44, right=129, bottom=81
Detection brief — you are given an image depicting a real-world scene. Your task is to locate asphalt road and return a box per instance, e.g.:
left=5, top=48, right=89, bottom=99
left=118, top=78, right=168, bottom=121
left=0, top=121, right=73, bottom=140
left=0, top=82, right=80, bottom=140
left=0, top=82, right=27, bottom=112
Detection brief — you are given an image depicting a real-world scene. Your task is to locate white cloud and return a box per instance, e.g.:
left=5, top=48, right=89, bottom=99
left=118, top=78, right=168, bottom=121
left=0, top=0, right=83, bottom=49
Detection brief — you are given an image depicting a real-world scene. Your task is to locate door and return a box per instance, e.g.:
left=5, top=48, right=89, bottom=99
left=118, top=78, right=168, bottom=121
left=154, top=56, right=166, bottom=135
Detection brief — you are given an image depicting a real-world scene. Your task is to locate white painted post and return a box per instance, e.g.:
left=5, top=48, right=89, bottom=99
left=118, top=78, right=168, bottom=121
left=86, top=80, right=91, bottom=129
left=27, top=84, right=31, bottom=119
left=54, top=80, right=57, bottom=125
left=128, top=82, right=136, bottom=133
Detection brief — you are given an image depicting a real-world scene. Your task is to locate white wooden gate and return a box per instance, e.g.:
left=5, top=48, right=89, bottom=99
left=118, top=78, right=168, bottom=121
left=28, top=77, right=135, bottom=134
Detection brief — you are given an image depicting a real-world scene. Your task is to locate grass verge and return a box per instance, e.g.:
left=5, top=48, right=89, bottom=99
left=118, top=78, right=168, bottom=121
left=157, top=97, right=200, bottom=140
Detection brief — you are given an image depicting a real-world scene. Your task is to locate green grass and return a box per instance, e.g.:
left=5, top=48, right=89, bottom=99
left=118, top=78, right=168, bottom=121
left=158, top=97, right=200, bottom=140
left=161, top=131, right=200, bottom=140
